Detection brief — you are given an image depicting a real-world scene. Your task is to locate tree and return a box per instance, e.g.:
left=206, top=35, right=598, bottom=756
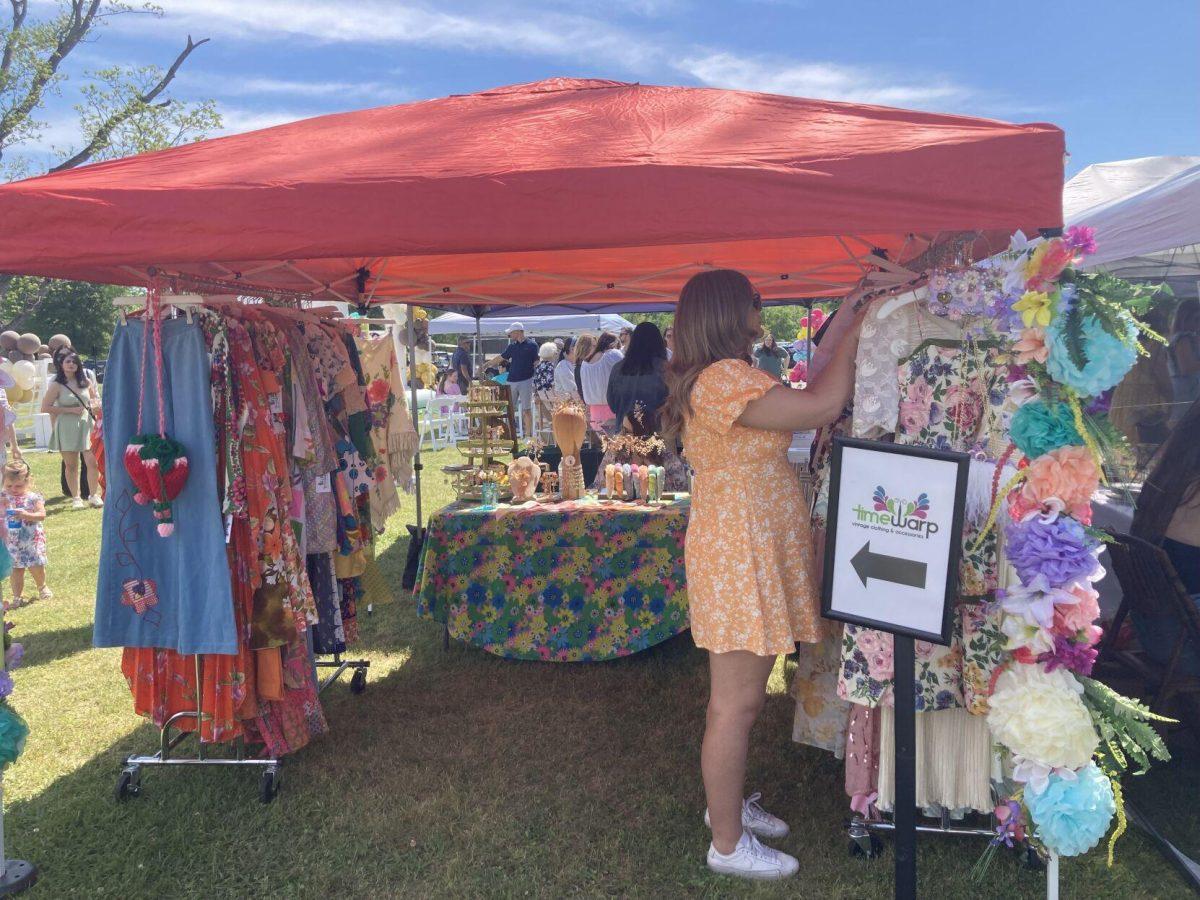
left=0, top=0, right=220, bottom=334
left=628, top=303, right=825, bottom=346
left=0, top=276, right=119, bottom=357
left=1, top=0, right=219, bottom=176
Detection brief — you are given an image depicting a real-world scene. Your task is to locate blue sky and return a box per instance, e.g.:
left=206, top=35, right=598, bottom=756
left=12, top=0, right=1199, bottom=177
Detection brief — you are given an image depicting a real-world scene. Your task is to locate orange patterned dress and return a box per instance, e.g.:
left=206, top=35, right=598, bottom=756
left=683, top=358, right=823, bottom=655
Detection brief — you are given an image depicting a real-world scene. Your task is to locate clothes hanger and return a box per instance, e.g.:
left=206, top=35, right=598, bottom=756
left=113, top=293, right=204, bottom=325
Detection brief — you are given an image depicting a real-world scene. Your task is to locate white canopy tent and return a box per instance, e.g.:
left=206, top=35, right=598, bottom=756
left=1064, top=156, right=1200, bottom=289
left=429, top=311, right=635, bottom=337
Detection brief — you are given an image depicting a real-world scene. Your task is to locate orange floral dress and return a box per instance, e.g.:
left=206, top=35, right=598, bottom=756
left=684, top=358, right=823, bottom=655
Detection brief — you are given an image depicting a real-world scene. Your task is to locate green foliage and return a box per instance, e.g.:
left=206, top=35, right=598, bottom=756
left=1062, top=293, right=1089, bottom=370
left=1, top=1, right=219, bottom=180
left=1079, top=676, right=1173, bottom=776
left=70, top=63, right=221, bottom=164
left=0, top=276, right=120, bottom=357
left=627, top=302, right=835, bottom=347
left=1070, top=271, right=1170, bottom=359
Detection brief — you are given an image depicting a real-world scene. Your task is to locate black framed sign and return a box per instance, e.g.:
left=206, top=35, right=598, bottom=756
left=820, top=436, right=969, bottom=645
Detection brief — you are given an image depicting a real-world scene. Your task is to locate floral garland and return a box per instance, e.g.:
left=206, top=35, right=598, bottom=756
left=934, top=227, right=1171, bottom=868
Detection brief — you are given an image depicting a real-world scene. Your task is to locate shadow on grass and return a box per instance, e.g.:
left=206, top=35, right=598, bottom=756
left=10, top=565, right=1199, bottom=897
left=18, top=622, right=93, bottom=668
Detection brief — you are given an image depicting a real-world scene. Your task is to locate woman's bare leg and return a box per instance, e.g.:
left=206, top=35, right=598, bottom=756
left=62, top=450, right=81, bottom=499
left=702, top=650, right=777, bottom=853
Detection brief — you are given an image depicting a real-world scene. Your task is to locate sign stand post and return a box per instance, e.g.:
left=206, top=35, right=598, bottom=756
left=893, top=635, right=917, bottom=900
left=820, top=436, right=971, bottom=900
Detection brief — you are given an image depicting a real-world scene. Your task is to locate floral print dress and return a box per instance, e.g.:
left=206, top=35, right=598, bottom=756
left=2, top=491, right=46, bottom=568
left=684, top=359, right=825, bottom=655
left=838, top=338, right=1009, bottom=715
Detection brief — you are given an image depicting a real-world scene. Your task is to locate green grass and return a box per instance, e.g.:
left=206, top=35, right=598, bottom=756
left=6, top=448, right=1199, bottom=897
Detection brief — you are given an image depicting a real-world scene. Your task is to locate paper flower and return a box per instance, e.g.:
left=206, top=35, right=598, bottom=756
left=1010, top=400, right=1083, bottom=459
left=1039, top=634, right=1099, bottom=676
left=3, top=642, right=21, bottom=669
left=0, top=704, right=27, bottom=768
left=1020, top=446, right=1101, bottom=522
left=1005, top=517, right=1102, bottom=589
left=1052, top=585, right=1101, bottom=640
left=1064, top=225, right=1098, bottom=258
left=1013, top=327, right=1050, bottom=366
left=1012, top=754, right=1078, bottom=798
left=0, top=671, right=11, bottom=700
left=1045, top=313, right=1138, bottom=398
left=987, top=663, right=1098, bottom=770
left=1023, top=240, right=1075, bottom=292
left=1001, top=613, right=1055, bottom=656
left=1014, top=290, right=1055, bottom=328
left=997, top=573, right=1081, bottom=629
left=1008, top=376, right=1041, bottom=406
left=1025, top=763, right=1115, bottom=857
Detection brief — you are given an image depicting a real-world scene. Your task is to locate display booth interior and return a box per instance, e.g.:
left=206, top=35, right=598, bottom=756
left=0, top=76, right=1181, bottom=889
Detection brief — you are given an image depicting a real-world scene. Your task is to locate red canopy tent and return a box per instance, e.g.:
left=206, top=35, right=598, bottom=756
left=0, top=77, right=1064, bottom=310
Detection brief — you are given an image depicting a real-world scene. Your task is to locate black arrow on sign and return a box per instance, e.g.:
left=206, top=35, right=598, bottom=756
left=850, top=541, right=927, bottom=589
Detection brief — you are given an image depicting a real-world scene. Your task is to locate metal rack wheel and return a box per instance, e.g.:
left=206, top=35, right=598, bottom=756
left=259, top=766, right=281, bottom=804
left=848, top=832, right=883, bottom=859
left=350, top=668, right=367, bottom=695
left=114, top=765, right=141, bottom=802
left=1020, top=841, right=1045, bottom=871
left=847, top=816, right=883, bottom=859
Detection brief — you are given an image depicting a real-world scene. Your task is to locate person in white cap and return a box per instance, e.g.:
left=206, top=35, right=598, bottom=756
left=486, top=323, right=539, bottom=437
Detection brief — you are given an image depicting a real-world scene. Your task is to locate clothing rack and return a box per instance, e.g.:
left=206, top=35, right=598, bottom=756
left=107, top=292, right=407, bottom=804
left=316, top=650, right=369, bottom=695
left=116, top=655, right=283, bottom=804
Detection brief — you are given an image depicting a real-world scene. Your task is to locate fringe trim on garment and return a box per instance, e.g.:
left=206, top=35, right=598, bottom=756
left=389, top=429, right=419, bottom=493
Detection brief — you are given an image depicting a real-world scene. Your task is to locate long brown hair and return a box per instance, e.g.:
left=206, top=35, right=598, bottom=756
left=1132, top=395, right=1200, bottom=541
left=573, top=332, right=597, bottom=402
left=588, top=331, right=618, bottom=361
left=661, top=269, right=761, bottom=441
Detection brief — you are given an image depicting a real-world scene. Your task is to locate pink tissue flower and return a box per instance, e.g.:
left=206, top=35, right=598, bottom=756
left=1020, top=446, right=1100, bottom=523
left=1052, top=585, right=1100, bottom=639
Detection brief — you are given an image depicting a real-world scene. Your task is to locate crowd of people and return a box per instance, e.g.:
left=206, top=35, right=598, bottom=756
left=0, top=338, right=102, bottom=609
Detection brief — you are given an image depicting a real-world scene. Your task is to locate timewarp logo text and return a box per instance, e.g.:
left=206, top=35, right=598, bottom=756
left=850, top=486, right=940, bottom=539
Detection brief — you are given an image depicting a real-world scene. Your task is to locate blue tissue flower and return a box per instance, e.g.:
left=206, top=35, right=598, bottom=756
left=1010, top=400, right=1084, bottom=460
left=1045, top=314, right=1137, bottom=398
left=1026, top=763, right=1115, bottom=857
left=0, top=705, right=28, bottom=768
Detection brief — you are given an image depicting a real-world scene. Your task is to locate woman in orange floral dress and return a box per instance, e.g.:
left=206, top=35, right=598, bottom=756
left=662, top=270, right=861, bottom=880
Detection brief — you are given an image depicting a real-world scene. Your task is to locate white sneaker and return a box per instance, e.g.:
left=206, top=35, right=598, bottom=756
left=706, top=829, right=799, bottom=880
left=71, top=499, right=86, bottom=510
left=704, top=792, right=790, bottom=840
left=89, top=495, right=104, bottom=508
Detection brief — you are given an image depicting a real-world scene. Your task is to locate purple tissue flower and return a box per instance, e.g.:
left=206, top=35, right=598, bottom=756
left=4, top=643, right=21, bottom=669
left=1006, top=517, right=1102, bottom=588
left=1039, top=634, right=1098, bottom=676
left=0, top=671, right=12, bottom=700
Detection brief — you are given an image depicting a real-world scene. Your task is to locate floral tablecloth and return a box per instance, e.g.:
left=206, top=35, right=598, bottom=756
left=415, top=498, right=690, bottom=661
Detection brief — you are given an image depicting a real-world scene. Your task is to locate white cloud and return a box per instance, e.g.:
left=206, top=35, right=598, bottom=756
left=215, top=105, right=320, bottom=135
left=147, top=0, right=660, bottom=70
left=678, top=52, right=970, bottom=109
left=175, top=72, right=412, bottom=103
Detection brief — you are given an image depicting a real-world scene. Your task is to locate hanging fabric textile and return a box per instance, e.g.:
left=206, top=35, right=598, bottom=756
left=827, top=297, right=1014, bottom=815
left=123, top=289, right=191, bottom=537
left=99, top=298, right=408, bottom=757
left=94, top=313, right=237, bottom=655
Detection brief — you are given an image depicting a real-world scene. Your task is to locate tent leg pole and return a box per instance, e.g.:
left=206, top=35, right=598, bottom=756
left=408, top=308, right=423, bottom=530
left=475, top=312, right=482, bottom=384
